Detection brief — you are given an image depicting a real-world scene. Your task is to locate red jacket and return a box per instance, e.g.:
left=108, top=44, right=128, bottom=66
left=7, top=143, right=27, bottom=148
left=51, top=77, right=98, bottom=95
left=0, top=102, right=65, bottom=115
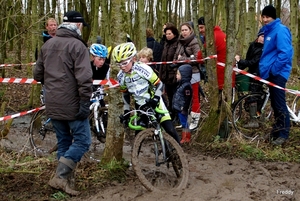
left=214, top=26, right=227, bottom=90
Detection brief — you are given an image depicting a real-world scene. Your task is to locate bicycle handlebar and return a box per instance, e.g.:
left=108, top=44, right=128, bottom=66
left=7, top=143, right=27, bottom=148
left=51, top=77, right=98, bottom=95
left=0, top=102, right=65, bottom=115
left=123, top=107, right=169, bottom=131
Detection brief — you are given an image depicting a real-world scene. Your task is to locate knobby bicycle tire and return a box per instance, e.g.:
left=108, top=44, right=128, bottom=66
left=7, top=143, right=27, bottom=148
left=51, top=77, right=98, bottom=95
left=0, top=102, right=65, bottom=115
left=232, top=93, right=273, bottom=140
left=131, top=128, right=189, bottom=192
left=29, top=109, right=57, bottom=155
left=86, top=106, right=108, bottom=162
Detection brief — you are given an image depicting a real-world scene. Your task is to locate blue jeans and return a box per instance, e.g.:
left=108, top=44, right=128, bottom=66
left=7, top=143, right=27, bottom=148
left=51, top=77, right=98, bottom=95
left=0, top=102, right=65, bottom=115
left=268, top=74, right=290, bottom=139
left=51, top=119, right=91, bottom=163
left=178, top=113, right=189, bottom=129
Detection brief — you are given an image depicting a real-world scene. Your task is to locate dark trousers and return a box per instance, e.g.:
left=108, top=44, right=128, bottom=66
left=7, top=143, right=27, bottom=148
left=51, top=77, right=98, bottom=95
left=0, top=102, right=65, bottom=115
left=268, top=74, right=290, bottom=139
left=165, top=83, right=177, bottom=119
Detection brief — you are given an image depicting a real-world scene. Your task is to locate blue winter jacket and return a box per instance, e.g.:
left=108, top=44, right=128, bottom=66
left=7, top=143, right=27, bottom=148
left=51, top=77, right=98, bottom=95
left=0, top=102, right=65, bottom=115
left=259, top=18, right=293, bottom=80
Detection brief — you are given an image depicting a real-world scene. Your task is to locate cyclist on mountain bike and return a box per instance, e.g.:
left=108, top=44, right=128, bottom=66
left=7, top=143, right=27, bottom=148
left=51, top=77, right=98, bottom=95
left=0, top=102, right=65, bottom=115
left=90, top=43, right=110, bottom=107
left=112, top=42, right=180, bottom=144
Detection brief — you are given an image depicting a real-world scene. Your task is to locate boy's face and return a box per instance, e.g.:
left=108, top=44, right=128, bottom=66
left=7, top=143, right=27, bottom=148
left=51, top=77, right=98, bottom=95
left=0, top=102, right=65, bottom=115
left=139, top=56, right=149, bottom=63
left=176, top=70, right=181, bottom=81
left=117, top=58, right=133, bottom=73
left=93, top=56, right=106, bottom=68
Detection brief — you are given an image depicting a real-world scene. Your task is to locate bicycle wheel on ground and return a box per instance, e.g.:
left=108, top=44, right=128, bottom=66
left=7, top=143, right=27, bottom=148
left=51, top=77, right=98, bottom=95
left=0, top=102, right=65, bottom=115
left=232, top=93, right=273, bottom=140
left=86, top=106, right=107, bottom=162
left=131, top=128, right=189, bottom=192
left=29, top=109, right=57, bottom=155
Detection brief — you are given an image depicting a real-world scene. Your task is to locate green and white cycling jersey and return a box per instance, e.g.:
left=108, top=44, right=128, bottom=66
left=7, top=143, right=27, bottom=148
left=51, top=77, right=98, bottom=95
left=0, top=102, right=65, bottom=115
left=117, top=62, right=161, bottom=106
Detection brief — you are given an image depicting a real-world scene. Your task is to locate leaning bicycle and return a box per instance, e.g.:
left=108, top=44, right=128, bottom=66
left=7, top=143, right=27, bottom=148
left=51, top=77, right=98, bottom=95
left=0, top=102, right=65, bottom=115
left=232, top=83, right=300, bottom=141
left=29, top=87, right=108, bottom=161
left=232, top=84, right=273, bottom=140
left=122, top=107, right=189, bottom=192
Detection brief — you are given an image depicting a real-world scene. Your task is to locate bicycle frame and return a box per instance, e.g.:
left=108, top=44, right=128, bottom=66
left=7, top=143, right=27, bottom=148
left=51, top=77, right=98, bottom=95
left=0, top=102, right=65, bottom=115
left=288, top=103, right=300, bottom=122
left=256, top=85, right=300, bottom=123
left=260, top=87, right=271, bottom=116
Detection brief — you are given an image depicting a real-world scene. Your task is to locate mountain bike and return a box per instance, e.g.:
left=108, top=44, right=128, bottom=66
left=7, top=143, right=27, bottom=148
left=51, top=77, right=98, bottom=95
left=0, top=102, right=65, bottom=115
left=122, top=106, right=189, bottom=192
left=29, top=87, right=108, bottom=161
left=232, top=83, right=300, bottom=141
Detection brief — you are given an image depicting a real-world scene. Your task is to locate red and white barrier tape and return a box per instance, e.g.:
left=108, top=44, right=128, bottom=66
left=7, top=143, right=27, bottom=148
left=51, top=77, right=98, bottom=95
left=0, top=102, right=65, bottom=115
left=0, top=78, right=120, bottom=122
left=145, top=55, right=217, bottom=66
left=233, top=67, right=300, bottom=96
left=0, top=78, right=38, bottom=84
left=0, top=105, right=45, bottom=122
left=0, top=62, right=36, bottom=68
left=0, top=55, right=218, bottom=68
left=0, top=78, right=119, bottom=86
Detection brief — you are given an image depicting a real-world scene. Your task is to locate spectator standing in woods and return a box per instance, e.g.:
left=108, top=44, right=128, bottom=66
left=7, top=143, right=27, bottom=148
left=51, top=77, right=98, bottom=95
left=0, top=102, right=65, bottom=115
left=235, top=30, right=264, bottom=128
left=174, top=22, right=201, bottom=130
left=35, top=18, right=58, bottom=60
left=146, top=28, right=163, bottom=71
left=159, top=24, right=180, bottom=123
left=259, top=5, right=293, bottom=146
left=34, top=11, right=92, bottom=196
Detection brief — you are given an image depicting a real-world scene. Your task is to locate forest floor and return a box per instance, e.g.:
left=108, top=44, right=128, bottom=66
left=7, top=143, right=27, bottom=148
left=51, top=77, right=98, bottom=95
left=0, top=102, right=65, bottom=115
left=0, top=116, right=299, bottom=201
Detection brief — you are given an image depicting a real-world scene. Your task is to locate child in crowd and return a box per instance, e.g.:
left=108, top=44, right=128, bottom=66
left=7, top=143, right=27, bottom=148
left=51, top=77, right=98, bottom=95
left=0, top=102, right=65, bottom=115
left=173, top=64, right=193, bottom=143
left=137, top=47, right=158, bottom=73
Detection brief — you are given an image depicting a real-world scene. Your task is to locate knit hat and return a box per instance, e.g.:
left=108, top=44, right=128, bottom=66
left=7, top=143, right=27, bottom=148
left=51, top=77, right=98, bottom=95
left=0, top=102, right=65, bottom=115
left=198, top=17, right=205, bottom=25
left=187, top=21, right=194, bottom=30
left=63, top=11, right=88, bottom=26
left=257, top=28, right=264, bottom=37
left=262, top=5, right=277, bottom=19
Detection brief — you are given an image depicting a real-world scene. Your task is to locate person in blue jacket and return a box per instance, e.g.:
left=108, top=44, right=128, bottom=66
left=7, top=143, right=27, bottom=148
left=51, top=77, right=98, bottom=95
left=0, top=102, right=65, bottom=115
left=259, top=5, right=293, bottom=146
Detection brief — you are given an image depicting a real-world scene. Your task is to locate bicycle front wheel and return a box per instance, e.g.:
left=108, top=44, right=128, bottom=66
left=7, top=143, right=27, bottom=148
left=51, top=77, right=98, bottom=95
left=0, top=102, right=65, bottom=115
left=29, top=109, right=57, bottom=155
left=232, top=93, right=273, bottom=140
left=131, top=128, right=189, bottom=192
left=85, top=106, right=108, bottom=162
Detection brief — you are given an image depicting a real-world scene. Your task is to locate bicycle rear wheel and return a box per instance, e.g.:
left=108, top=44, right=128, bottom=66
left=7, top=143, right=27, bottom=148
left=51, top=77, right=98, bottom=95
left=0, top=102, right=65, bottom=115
left=29, top=109, right=57, bottom=155
left=232, top=93, right=273, bottom=140
left=131, top=128, right=189, bottom=192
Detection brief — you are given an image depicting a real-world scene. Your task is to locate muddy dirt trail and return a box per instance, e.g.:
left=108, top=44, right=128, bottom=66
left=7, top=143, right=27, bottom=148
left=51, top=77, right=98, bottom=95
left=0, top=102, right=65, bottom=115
left=69, top=153, right=299, bottom=201
left=1, top=116, right=299, bottom=201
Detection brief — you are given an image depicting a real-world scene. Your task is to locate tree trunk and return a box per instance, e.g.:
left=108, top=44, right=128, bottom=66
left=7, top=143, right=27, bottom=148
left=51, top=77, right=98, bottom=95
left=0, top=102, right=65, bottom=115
left=195, top=0, right=220, bottom=143
left=136, top=0, right=146, bottom=50
left=290, top=0, right=299, bottom=74
left=101, top=0, right=127, bottom=165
